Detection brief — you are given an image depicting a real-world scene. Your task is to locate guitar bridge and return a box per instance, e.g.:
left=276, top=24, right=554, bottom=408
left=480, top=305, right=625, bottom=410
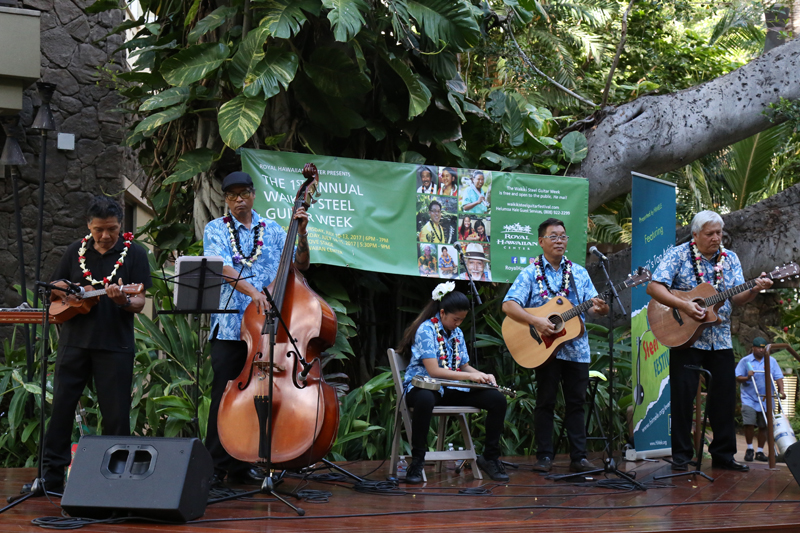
left=529, top=325, right=543, bottom=345
left=672, top=307, right=684, bottom=326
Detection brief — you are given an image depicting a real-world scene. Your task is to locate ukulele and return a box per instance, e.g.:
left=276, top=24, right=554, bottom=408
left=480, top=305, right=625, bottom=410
left=502, top=267, right=651, bottom=369
left=647, top=262, right=799, bottom=348
left=50, top=283, right=145, bottom=321
left=411, top=376, right=517, bottom=398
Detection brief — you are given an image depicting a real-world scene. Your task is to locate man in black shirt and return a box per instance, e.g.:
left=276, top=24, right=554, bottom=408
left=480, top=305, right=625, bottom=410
left=34, top=196, right=151, bottom=492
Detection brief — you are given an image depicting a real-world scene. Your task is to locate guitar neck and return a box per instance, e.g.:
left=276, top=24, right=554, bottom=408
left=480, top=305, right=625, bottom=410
left=560, top=279, right=628, bottom=322
left=702, top=279, right=759, bottom=307
left=83, top=288, right=108, bottom=298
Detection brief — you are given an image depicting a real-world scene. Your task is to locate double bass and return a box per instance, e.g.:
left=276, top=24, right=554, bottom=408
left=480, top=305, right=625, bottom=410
left=217, top=164, right=339, bottom=469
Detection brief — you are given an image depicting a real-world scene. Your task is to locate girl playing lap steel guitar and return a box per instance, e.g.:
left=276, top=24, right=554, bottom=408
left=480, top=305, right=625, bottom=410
left=396, top=283, right=509, bottom=483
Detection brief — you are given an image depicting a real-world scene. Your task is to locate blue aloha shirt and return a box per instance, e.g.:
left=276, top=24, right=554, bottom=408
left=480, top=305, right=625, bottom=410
left=503, top=257, right=598, bottom=363
left=204, top=209, right=291, bottom=341
left=403, top=312, right=470, bottom=394
left=461, top=187, right=488, bottom=214
left=650, top=242, right=744, bottom=350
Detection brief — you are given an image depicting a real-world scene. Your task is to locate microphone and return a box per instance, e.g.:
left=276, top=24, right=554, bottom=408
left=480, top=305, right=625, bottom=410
left=454, top=242, right=462, bottom=253
left=297, top=359, right=314, bottom=383
left=589, top=246, right=608, bottom=261
left=36, top=280, right=84, bottom=296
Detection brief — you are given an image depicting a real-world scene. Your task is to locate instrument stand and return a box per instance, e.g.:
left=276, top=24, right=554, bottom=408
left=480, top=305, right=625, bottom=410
left=456, top=247, right=482, bottom=366
left=654, top=366, right=714, bottom=482
left=156, top=258, right=239, bottom=438
left=2, top=283, right=76, bottom=512
left=548, top=259, right=646, bottom=490
left=299, top=458, right=366, bottom=484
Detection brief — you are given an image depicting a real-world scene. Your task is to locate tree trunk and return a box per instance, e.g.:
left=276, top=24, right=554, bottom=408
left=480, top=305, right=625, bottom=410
left=580, top=38, right=800, bottom=212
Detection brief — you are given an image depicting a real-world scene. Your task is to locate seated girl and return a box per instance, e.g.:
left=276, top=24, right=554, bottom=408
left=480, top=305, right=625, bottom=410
left=396, top=283, right=509, bottom=483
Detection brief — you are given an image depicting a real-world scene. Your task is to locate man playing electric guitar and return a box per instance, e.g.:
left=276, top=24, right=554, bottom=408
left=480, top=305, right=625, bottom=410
left=30, top=195, right=151, bottom=493
left=646, top=210, right=772, bottom=472
left=501, top=218, right=608, bottom=473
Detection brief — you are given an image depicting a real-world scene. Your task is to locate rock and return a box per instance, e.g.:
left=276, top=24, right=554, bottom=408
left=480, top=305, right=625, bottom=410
left=41, top=26, right=79, bottom=69
left=96, top=147, right=123, bottom=178
left=61, top=107, right=101, bottom=140
left=68, top=44, right=107, bottom=85
left=64, top=17, right=91, bottom=42
left=56, top=96, right=84, bottom=115
left=75, top=138, right=105, bottom=166
left=22, top=0, right=53, bottom=10
left=55, top=0, right=83, bottom=25
left=40, top=68, right=81, bottom=96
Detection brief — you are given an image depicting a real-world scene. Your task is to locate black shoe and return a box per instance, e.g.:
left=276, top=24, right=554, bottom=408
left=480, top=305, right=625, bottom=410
left=227, top=467, right=267, bottom=486
left=711, top=458, right=750, bottom=472
left=744, top=449, right=754, bottom=462
left=476, top=455, right=510, bottom=482
left=755, top=451, right=768, bottom=462
left=531, top=456, right=552, bottom=473
left=405, top=458, right=425, bottom=484
left=21, top=478, right=63, bottom=494
left=670, top=461, right=689, bottom=471
left=569, top=458, right=599, bottom=473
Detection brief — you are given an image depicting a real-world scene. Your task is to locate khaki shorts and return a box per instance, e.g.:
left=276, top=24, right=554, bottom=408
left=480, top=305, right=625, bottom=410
left=742, top=405, right=767, bottom=428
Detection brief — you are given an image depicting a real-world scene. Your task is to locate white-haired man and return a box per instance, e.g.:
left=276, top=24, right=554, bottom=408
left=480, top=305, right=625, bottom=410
left=647, top=210, right=772, bottom=472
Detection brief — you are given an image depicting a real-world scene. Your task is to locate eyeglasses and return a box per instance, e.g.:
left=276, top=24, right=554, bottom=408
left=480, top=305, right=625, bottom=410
left=224, top=189, right=255, bottom=201
left=543, top=235, right=569, bottom=242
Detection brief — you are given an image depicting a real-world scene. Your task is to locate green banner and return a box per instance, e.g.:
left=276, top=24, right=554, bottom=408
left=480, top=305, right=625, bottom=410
left=241, top=150, right=588, bottom=281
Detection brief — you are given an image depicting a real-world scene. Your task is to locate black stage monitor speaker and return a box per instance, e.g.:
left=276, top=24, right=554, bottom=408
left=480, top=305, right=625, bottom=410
left=785, top=441, right=800, bottom=486
left=61, top=436, right=213, bottom=522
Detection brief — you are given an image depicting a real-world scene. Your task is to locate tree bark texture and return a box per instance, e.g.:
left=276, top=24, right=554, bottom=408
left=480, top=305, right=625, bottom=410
left=580, top=38, right=800, bottom=212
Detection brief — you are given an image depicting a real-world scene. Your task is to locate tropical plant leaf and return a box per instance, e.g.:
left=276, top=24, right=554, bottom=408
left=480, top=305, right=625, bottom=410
left=561, top=131, right=588, bottom=163
left=245, top=48, right=300, bottom=98
left=133, top=104, right=187, bottom=136
left=406, top=0, right=481, bottom=51
left=380, top=51, right=431, bottom=119
left=185, top=0, right=202, bottom=28
left=138, top=87, right=191, bottom=112
left=304, top=48, right=371, bottom=98
left=323, top=0, right=369, bottom=42
left=259, top=0, right=321, bottom=39
left=218, top=95, right=267, bottom=150
left=722, top=123, right=789, bottom=210
left=481, top=151, right=522, bottom=170
left=163, top=148, right=216, bottom=185
left=502, top=97, right=524, bottom=147
left=229, top=25, right=271, bottom=89
left=161, top=43, right=230, bottom=86
left=188, top=6, right=239, bottom=44
left=85, top=0, right=119, bottom=14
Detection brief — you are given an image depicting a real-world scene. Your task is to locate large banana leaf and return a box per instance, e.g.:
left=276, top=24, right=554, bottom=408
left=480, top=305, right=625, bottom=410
left=218, top=95, right=268, bottom=150
left=161, top=43, right=230, bottom=86
left=259, top=0, right=321, bottom=39
left=323, top=0, right=369, bottom=42
left=188, top=6, right=238, bottom=44
left=406, top=0, right=481, bottom=51
left=163, top=148, right=216, bottom=185
left=245, top=48, right=300, bottom=98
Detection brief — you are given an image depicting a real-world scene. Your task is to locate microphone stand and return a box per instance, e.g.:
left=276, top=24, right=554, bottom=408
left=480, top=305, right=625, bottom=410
left=2, top=283, right=80, bottom=512
left=456, top=246, right=482, bottom=366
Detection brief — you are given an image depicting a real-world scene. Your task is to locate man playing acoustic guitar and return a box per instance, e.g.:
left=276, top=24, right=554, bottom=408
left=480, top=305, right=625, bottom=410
left=647, top=210, right=772, bottom=472
left=502, top=218, right=608, bottom=473
left=31, top=196, right=151, bottom=493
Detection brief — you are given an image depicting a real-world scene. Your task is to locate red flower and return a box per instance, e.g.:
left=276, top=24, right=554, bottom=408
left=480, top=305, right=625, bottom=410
left=82, top=271, right=91, bottom=278
left=79, top=256, right=85, bottom=261
left=223, top=216, right=231, bottom=223
left=257, top=240, right=263, bottom=246
left=431, top=317, right=439, bottom=324
left=103, top=277, right=109, bottom=284
left=123, top=232, right=134, bottom=241
left=124, top=243, right=132, bottom=248
left=785, top=327, right=790, bottom=332
left=115, top=261, right=122, bottom=266
left=780, top=300, right=784, bottom=305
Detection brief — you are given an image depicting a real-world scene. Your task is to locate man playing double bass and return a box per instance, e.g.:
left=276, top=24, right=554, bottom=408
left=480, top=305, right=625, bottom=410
left=646, top=210, right=772, bottom=472
left=203, top=167, right=312, bottom=486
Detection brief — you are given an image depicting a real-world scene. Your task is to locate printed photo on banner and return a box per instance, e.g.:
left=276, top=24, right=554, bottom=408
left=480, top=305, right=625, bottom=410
left=437, top=245, right=458, bottom=278
left=461, top=242, right=491, bottom=281
left=416, top=165, right=437, bottom=194
left=418, top=244, right=438, bottom=277
left=417, top=195, right=457, bottom=244
left=437, top=167, right=458, bottom=197
left=457, top=216, right=490, bottom=243
left=459, top=169, right=491, bottom=215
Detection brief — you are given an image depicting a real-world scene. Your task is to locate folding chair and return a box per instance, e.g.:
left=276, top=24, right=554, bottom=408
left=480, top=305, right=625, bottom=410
left=387, top=348, right=483, bottom=481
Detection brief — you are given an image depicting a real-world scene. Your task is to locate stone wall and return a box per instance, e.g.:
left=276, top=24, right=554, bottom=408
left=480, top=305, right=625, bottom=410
left=0, top=0, right=136, bottom=341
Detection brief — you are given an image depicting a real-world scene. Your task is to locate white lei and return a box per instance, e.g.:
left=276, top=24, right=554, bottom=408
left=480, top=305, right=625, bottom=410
left=224, top=213, right=266, bottom=268
left=78, top=232, right=134, bottom=286
left=533, top=255, right=572, bottom=298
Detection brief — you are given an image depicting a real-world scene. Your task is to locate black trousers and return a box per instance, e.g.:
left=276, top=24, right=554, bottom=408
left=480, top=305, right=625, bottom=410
left=534, top=358, right=589, bottom=461
left=205, top=339, right=252, bottom=476
left=670, top=347, right=737, bottom=463
left=405, top=387, right=507, bottom=461
left=42, top=346, right=133, bottom=484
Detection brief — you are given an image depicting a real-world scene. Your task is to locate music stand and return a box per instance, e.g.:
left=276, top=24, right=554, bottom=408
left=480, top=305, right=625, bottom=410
left=156, top=256, right=240, bottom=438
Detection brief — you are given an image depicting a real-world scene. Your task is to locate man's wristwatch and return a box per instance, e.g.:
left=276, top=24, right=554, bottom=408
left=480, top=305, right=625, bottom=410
left=118, top=294, right=132, bottom=309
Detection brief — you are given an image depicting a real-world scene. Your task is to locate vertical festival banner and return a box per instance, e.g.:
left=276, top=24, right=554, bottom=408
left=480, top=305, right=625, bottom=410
left=630, top=171, right=676, bottom=459
left=239, top=150, right=588, bottom=281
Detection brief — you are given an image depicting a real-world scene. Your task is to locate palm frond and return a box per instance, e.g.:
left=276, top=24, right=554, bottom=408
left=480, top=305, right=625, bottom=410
left=722, top=123, right=789, bottom=210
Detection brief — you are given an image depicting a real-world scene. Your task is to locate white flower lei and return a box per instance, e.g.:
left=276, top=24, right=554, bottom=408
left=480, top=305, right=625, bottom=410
left=533, top=255, right=572, bottom=298
left=690, top=241, right=726, bottom=290
left=78, top=232, right=134, bottom=286
left=432, top=281, right=456, bottom=301
left=224, top=213, right=266, bottom=268
left=430, top=316, right=462, bottom=371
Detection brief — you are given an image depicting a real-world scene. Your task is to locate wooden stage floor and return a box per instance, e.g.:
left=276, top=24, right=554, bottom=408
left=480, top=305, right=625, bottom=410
left=3, top=455, right=800, bottom=532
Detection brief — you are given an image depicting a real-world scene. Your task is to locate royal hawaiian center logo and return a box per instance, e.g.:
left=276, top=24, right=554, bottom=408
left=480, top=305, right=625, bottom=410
left=498, top=222, right=540, bottom=270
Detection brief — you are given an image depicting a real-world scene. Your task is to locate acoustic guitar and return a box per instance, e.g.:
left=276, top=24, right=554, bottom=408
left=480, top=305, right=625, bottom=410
left=502, top=267, right=652, bottom=369
left=411, top=376, right=516, bottom=398
left=50, top=283, right=145, bottom=322
left=647, top=262, right=799, bottom=348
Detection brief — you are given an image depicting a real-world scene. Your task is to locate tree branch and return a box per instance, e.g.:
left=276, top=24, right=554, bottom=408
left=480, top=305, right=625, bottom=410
left=601, top=0, right=636, bottom=108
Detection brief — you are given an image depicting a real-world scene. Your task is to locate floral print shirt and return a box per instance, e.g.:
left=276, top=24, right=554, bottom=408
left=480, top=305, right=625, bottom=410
left=403, top=313, right=470, bottom=394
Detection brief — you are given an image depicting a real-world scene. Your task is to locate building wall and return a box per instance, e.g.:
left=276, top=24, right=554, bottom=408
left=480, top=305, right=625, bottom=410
left=0, top=0, right=142, bottom=342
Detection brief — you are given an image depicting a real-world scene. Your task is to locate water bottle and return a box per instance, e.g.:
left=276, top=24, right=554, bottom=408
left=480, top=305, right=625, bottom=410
left=397, top=456, right=408, bottom=479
